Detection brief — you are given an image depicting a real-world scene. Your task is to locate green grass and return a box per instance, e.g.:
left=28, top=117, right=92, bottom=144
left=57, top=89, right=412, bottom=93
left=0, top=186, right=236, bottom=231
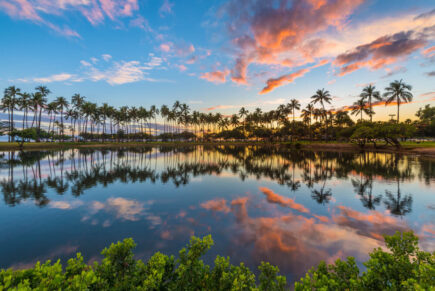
left=399, top=141, right=435, bottom=148
left=0, top=140, right=434, bottom=151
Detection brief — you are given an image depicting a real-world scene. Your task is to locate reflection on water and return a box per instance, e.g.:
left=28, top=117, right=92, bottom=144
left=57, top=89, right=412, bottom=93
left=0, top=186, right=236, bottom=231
left=0, top=146, right=434, bottom=282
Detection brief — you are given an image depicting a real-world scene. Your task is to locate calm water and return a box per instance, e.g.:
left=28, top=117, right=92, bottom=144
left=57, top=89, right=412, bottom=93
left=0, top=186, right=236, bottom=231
left=0, top=146, right=434, bottom=282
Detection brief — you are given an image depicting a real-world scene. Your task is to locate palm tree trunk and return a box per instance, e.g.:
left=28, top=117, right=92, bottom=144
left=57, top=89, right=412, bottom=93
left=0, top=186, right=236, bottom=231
left=397, top=100, right=400, bottom=123
left=11, top=107, right=14, bottom=142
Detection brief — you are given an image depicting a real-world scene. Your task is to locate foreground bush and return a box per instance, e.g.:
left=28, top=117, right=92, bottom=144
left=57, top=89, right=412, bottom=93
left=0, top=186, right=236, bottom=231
left=0, top=232, right=433, bottom=290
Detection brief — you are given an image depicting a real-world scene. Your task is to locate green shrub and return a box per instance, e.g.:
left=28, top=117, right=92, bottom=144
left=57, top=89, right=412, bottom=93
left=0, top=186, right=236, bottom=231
left=0, top=232, right=433, bottom=290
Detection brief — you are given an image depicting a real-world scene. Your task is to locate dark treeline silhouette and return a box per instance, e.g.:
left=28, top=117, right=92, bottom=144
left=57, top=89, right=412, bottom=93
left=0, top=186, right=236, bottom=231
left=1, top=146, right=430, bottom=216
left=1, top=80, right=434, bottom=143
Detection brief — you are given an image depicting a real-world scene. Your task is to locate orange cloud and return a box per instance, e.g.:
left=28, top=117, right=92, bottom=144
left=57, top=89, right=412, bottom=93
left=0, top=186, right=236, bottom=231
left=335, top=30, right=428, bottom=76
left=422, top=45, right=435, bottom=57
left=200, top=70, right=229, bottom=84
left=259, top=187, right=309, bottom=213
left=260, top=59, right=329, bottom=94
left=227, top=0, right=363, bottom=84
left=260, top=68, right=309, bottom=94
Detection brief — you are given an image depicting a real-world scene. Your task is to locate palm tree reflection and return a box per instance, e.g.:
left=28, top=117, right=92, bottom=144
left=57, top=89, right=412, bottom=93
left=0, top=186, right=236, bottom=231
left=0, top=146, right=429, bottom=216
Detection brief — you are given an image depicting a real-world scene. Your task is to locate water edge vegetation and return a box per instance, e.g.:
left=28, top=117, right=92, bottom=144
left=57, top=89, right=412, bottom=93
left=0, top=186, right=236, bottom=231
left=0, top=231, right=433, bottom=290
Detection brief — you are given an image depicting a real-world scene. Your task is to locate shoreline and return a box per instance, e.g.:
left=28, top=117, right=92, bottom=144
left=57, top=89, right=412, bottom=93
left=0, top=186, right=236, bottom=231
left=0, top=141, right=434, bottom=156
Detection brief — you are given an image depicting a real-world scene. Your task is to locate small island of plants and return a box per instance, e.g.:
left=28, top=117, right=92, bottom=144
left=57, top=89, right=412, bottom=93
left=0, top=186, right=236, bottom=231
left=0, top=231, right=433, bottom=290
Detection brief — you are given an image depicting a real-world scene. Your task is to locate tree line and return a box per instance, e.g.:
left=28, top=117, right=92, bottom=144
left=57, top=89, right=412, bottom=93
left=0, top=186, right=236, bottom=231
left=1, top=79, right=434, bottom=144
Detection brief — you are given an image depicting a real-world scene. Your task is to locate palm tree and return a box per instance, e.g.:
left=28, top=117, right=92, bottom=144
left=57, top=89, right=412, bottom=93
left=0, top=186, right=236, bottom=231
left=3, top=86, right=20, bottom=141
left=160, top=105, right=170, bottom=135
left=311, top=89, right=332, bottom=140
left=71, top=94, right=85, bottom=137
left=230, top=114, right=239, bottom=129
left=17, top=92, right=31, bottom=129
left=55, top=97, right=69, bottom=140
left=65, top=108, right=78, bottom=140
left=239, top=107, right=249, bottom=138
left=46, top=102, right=58, bottom=134
left=100, top=103, right=111, bottom=140
left=301, top=104, right=314, bottom=140
left=360, top=85, right=381, bottom=122
left=35, top=86, right=50, bottom=137
left=334, top=111, right=353, bottom=128
left=351, top=98, right=370, bottom=122
left=384, top=80, right=413, bottom=123
left=288, top=99, right=301, bottom=123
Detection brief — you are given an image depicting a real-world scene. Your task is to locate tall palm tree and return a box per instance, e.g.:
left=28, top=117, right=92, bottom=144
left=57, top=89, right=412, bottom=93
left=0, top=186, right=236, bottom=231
left=3, top=86, right=20, bottom=141
left=17, top=92, right=31, bottom=129
left=351, top=98, right=370, bottom=122
left=71, top=94, right=85, bottom=137
left=239, top=107, right=249, bottom=138
left=160, top=105, right=170, bottom=135
left=46, top=102, right=58, bottom=134
left=360, top=85, right=381, bottom=122
left=301, top=104, right=314, bottom=140
left=230, top=114, right=239, bottom=129
left=35, top=86, right=50, bottom=136
left=288, top=99, right=301, bottom=123
left=384, top=80, right=413, bottom=123
left=55, top=97, right=69, bottom=140
left=311, top=89, right=332, bottom=140
left=100, top=103, right=111, bottom=140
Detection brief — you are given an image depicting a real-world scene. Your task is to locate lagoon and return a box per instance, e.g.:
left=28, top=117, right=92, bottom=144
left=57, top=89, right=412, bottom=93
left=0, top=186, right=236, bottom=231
left=0, top=146, right=434, bottom=283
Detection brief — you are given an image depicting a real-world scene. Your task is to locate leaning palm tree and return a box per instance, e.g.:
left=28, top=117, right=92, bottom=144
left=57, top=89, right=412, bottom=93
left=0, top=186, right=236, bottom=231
left=360, top=85, right=381, bottom=122
left=311, top=89, right=332, bottom=140
left=351, top=98, right=370, bottom=122
left=383, top=80, right=413, bottom=123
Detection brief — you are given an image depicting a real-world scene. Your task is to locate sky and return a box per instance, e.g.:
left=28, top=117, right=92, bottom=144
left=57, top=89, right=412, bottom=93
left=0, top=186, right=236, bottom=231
left=0, top=0, right=434, bottom=121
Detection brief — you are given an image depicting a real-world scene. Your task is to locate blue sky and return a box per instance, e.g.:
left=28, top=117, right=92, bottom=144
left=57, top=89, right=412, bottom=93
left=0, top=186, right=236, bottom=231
left=0, top=0, right=434, bottom=120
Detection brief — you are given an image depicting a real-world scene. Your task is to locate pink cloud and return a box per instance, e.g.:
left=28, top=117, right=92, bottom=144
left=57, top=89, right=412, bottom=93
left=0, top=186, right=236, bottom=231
left=0, top=0, right=140, bottom=35
left=200, top=199, right=230, bottom=213
left=0, top=0, right=41, bottom=21
left=160, top=43, right=172, bottom=52
left=175, top=64, right=187, bottom=72
left=159, top=0, right=173, bottom=17
left=200, top=70, right=229, bottom=84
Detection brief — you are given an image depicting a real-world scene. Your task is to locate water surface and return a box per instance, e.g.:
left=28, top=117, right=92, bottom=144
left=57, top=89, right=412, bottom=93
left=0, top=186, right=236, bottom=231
left=0, top=146, right=434, bottom=282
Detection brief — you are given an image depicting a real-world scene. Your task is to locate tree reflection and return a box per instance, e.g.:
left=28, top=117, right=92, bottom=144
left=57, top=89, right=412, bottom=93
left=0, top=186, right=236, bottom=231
left=384, top=180, right=413, bottom=217
left=311, top=180, right=332, bottom=205
left=0, top=146, right=431, bottom=215
left=352, top=176, right=381, bottom=210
